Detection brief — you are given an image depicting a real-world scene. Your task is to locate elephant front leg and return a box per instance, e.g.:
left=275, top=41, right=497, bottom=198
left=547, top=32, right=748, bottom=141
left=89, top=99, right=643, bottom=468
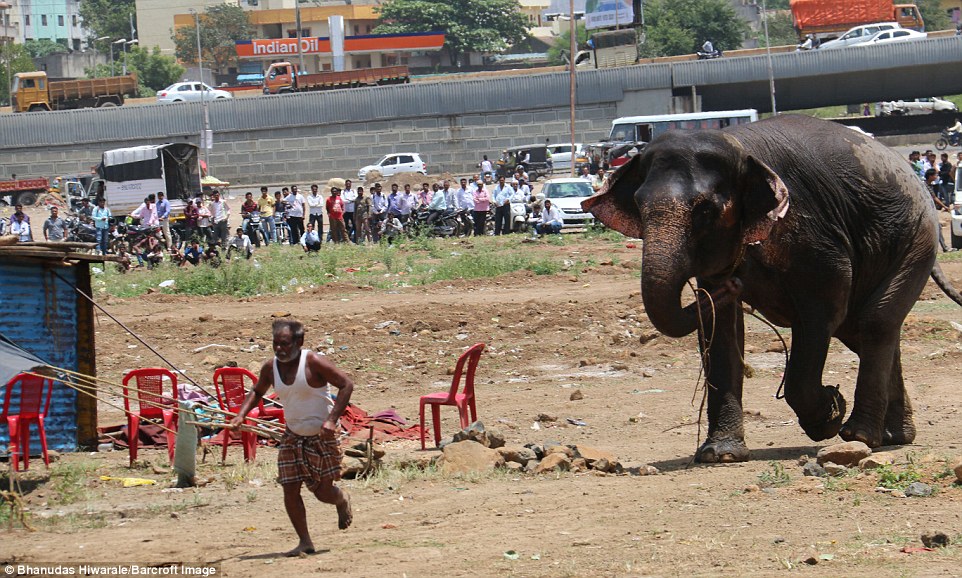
left=783, top=324, right=847, bottom=442
left=695, top=294, right=750, bottom=463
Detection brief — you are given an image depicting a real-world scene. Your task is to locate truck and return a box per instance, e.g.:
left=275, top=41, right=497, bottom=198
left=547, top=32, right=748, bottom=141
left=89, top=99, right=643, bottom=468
left=790, top=0, right=924, bottom=40
left=0, top=177, right=49, bottom=206
left=88, top=143, right=201, bottom=216
left=11, top=71, right=138, bottom=113
left=262, top=62, right=410, bottom=95
left=574, top=28, right=638, bottom=69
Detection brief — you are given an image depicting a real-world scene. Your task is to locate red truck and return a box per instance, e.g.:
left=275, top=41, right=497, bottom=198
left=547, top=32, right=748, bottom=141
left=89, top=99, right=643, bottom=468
left=790, top=0, right=924, bottom=39
left=0, top=177, right=49, bottom=207
left=262, top=62, right=410, bottom=95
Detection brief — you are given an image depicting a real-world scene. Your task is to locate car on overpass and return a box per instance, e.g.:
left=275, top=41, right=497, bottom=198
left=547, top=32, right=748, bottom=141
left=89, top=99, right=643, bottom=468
left=860, top=28, right=927, bottom=46
left=879, top=97, right=958, bottom=116
left=157, top=82, right=233, bottom=103
left=818, top=22, right=900, bottom=50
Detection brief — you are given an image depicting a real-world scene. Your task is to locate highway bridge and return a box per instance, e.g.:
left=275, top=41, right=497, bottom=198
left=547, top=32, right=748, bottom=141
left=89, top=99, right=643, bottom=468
left=2, top=35, right=960, bottom=183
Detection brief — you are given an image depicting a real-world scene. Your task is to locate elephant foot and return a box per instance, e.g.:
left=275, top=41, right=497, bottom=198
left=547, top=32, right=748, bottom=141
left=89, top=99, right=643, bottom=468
left=797, top=385, right=847, bottom=441
left=696, top=436, right=750, bottom=463
left=839, top=417, right=883, bottom=448
left=882, top=414, right=916, bottom=446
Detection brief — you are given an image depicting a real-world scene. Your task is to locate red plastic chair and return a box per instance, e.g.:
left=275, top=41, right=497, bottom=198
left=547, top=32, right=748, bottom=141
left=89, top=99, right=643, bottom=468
left=419, top=343, right=485, bottom=449
left=122, top=368, right=179, bottom=466
left=2, top=373, right=54, bottom=471
left=213, top=367, right=284, bottom=463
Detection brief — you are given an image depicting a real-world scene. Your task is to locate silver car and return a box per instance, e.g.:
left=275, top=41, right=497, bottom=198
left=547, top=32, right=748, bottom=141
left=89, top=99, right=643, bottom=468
left=157, top=82, right=233, bottom=103
left=540, top=177, right=596, bottom=225
left=819, top=23, right=900, bottom=50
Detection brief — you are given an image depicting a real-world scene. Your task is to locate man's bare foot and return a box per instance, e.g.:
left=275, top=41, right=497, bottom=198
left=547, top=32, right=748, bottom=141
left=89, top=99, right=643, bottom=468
left=285, top=542, right=316, bottom=557
left=337, top=491, right=353, bottom=530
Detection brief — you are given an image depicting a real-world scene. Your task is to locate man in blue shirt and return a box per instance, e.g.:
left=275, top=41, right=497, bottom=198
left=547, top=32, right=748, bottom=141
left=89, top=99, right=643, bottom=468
left=426, top=183, right=448, bottom=225
left=91, top=197, right=112, bottom=255
left=156, top=191, right=172, bottom=250
left=183, top=240, right=204, bottom=266
left=301, top=223, right=321, bottom=252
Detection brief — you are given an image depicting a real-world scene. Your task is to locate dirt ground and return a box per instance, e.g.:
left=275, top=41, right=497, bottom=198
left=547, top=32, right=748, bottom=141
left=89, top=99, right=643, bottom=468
left=3, top=232, right=962, bottom=576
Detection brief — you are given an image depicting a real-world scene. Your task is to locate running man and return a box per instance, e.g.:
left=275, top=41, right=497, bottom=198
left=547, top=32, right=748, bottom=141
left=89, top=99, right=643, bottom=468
left=229, top=319, right=354, bottom=556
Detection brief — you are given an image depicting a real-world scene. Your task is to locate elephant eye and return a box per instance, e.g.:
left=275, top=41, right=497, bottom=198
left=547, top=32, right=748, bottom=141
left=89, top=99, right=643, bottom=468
left=691, top=200, right=718, bottom=230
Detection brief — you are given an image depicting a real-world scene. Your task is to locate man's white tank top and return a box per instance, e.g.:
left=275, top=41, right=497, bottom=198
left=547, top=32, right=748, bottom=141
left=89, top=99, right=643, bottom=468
left=273, top=349, right=334, bottom=436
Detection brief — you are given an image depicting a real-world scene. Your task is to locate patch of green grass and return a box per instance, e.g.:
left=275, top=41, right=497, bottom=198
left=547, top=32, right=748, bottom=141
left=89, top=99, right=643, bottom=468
left=875, top=464, right=922, bottom=490
left=100, top=237, right=571, bottom=297
left=50, top=460, right=98, bottom=505
left=757, top=461, right=791, bottom=488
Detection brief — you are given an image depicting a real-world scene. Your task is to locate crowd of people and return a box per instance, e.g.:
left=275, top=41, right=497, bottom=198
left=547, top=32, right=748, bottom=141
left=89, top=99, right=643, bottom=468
left=38, top=166, right=584, bottom=272
left=913, top=148, right=959, bottom=252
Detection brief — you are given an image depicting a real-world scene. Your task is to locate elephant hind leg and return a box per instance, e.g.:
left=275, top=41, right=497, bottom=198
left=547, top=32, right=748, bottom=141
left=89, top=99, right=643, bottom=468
left=882, top=351, right=916, bottom=445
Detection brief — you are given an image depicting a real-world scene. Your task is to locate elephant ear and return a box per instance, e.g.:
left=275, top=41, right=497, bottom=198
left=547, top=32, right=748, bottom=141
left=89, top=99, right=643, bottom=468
left=581, top=154, right=647, bottom=239
left=741, top=155, right=790, bottom=245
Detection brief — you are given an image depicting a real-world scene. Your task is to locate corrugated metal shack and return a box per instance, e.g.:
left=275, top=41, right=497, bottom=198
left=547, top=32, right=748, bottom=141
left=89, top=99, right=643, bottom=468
left=0, top=241, right=110, bottom=453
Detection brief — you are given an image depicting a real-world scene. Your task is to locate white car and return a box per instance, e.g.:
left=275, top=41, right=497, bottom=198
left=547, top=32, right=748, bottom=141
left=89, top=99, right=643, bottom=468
left=157, top=82, right=232, bottom=103
left=861, top=28, right=927, bottom=46
left=357, top=153, right=427, bottom=180
left=540, top=177, right=596, bottom=225
left=548, top=143, right=584, bottom=171
left=879, top=97, right=958, bottom=117
left=818, top=22, right=900, bottom=50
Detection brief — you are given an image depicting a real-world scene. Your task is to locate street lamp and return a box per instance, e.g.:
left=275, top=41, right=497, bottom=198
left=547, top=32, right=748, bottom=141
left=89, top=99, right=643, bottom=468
left=123, top=39, right=137, bottom=75
left=111, top=38, right=126, bottom=75
left=92, top=36, right=109, bottom=78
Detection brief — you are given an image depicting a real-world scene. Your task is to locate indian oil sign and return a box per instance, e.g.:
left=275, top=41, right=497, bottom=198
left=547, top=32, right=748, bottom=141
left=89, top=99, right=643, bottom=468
left=237, top=38, right=332, bottom=57
left=235, top=32, right=445, bottom=58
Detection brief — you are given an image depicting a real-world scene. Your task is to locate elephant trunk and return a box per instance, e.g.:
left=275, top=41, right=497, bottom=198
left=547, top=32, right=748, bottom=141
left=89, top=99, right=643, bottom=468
left=641, top=237, right=701, bottom=339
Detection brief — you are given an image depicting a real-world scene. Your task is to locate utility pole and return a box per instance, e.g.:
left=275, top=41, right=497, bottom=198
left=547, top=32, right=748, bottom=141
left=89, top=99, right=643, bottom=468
left=569, top=0, right=576, bottom=178
left=193, top=9, right=211, bottom=173
left=295, top=0, right=305, bottom=74
left=762, top=0, right=777, bottom=115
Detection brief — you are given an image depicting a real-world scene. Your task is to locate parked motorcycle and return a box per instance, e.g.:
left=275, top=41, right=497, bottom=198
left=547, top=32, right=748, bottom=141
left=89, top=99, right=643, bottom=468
left=243, top=211, right=267, bottom=247
left=64, top=216, right=97, bottom=244
left=935, top=129, right=961, bottom=151
left=409, top=207, right=460, bottom=237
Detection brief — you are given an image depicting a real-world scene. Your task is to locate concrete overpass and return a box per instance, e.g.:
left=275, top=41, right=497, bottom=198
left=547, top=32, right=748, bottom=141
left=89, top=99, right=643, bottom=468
left=2, top=36, right=960, bottom=184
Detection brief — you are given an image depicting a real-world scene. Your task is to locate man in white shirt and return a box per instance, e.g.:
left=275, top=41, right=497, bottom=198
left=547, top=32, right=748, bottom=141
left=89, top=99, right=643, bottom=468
left=479, top=155, right=493, bottom=179
left=370, top=183, right=388, bottom=243
left=492, top=176, right=515, bottom=235
left=286, top=185, right=307, bottom=245
left=208, top=191, right=230, bottom=248
left=454, top=178, right=475, bottom=236
left=226, top=227, right=253, bottom=260
left=9, top=204, right=32, bottom=242
left=535, top=200, right=565, bottom=236
left=306, top=184, right=325, bottom=243
left=398, top=185, right=417, bottom=223
left=341, top=179, right=358, bottom=243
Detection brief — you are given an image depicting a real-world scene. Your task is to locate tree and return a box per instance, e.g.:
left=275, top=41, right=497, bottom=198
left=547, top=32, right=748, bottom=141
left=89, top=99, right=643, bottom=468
left=85, top=46, right=184, bottom=95
left=916, top=0, right=951, bottom=31
left=79, top=0, right=136, bottom=50
left=24, top=39, right=69, bottom=58
left=755, top=11, right=799, bottom=47
left=639, top=0, right=749, bottom=58
left=547, top=22, right=589, bottom=66
left=0, top=44, right=36, bottom=106
left=173, top=4, right=254, bottom=75
left=374, top=0, right=530, bottom=66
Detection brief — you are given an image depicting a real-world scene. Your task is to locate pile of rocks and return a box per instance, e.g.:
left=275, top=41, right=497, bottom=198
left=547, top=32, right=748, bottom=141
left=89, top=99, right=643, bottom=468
left=437, top=421, right=658, bottom=477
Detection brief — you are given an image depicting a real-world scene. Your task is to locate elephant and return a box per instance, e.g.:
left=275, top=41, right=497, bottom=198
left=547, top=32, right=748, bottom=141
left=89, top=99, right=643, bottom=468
left=583, top=114, right=962, bottom=463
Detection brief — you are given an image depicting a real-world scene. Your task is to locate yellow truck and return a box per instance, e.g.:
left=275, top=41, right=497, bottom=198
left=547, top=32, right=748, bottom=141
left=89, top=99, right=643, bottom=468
left=11, top=71, right=138, bottom=112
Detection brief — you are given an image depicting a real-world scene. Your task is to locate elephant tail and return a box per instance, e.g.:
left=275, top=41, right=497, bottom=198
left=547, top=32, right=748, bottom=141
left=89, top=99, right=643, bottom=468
left=931, top=262, right=962, bottom=307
